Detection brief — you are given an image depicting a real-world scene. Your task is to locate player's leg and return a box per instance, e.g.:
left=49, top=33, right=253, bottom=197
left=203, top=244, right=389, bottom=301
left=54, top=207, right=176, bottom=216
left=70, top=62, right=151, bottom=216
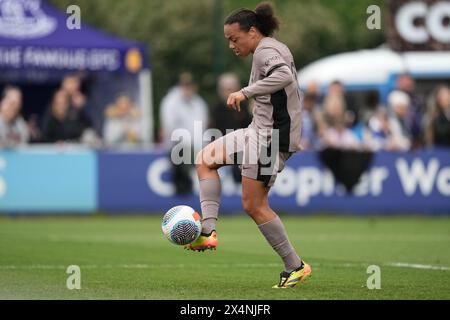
left=195, top=138, right=229, bottom=235
left=242, top=176, right=303, bottom=271
left=186, top=130, right=243, bottom=251
left=241, top=162, right=311, bottom=288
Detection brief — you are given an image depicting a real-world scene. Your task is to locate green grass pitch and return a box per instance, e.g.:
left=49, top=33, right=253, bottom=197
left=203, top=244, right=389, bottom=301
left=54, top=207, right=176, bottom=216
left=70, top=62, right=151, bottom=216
left=0, top=214, right=449, bottom=299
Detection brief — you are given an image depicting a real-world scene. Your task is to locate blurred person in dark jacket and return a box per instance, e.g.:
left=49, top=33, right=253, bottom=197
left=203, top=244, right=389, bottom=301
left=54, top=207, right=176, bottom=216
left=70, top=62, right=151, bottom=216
left=0, top=86, right=29, bottom=148
left=424, top=85, right=450, bottom=147
left=211, top=72, right=252, bottom=134
left=42, top=90, right=83, bottom=143
left=60, top=74, right=101, bottom=148
left=211, top=72, right=252, bottom=184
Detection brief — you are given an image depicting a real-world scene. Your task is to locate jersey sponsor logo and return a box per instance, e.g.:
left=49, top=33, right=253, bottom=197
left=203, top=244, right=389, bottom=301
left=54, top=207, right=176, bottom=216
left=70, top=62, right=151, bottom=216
left=264, top=55, right=281, bottom=66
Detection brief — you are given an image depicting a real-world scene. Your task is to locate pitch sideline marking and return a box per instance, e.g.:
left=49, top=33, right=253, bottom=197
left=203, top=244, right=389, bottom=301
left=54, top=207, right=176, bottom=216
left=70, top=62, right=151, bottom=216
left=385, top=262, right=450, bottom=271
left=0, top=262, right=449, bottom=271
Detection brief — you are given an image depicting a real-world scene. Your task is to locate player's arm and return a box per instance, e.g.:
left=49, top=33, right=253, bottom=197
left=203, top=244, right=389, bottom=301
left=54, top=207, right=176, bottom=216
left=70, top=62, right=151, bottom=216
left=241, top=48, right=294, bottom=99
left=227, top=48, right=293, bottom=111
left=227, top=66, right=292, bottom=112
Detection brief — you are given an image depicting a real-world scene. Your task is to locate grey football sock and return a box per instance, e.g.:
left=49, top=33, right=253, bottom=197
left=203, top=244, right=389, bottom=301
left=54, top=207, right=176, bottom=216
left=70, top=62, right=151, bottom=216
left=258, top=216, right=302, bottom=273
left=199, top=178, right=221, bottom=234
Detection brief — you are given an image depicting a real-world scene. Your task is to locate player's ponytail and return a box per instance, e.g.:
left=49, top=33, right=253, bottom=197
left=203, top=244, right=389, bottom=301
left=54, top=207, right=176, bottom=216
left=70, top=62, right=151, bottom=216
left=254, top=2, right=280, bottom=37
left=224, top=1, right=280, bottom=37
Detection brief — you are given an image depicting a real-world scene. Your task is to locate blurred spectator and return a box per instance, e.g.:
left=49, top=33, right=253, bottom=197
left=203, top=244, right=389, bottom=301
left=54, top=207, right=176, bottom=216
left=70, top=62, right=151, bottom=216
left=211, top=72, right=252, bottom=134
left=103, top=94, right=142, bottom=147
left=318, top=93, right=360, bottom=150
left=159, top=72, right=209, bottom=195
left=386, top=90, right=412, bottom=151
left=26, top=114, right=42, bottom=143
left=361, top=91, right=382, bottom=124
left=317, top=90, right=372, bottom=192
left=60, top=73, right=101, bottom=147
left=211, top=72, right=252, bottom=183
left=366, top=107, right=391, bottom=151
left=396, top=74, right=423, bottom=147
left=41, top=90, right=82, bottom=143
left=300, top=82, right=321, bottom=150
left=424, top=85, right=450, bottom=147
left=327, top=80, right=357, bottom=125
left=0, top=86, right=29, bottom=147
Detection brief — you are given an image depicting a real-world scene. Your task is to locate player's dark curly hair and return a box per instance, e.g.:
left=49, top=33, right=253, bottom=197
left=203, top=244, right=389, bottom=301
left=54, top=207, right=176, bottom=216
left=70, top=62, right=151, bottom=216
left=224, top=2, right=280, bottom=37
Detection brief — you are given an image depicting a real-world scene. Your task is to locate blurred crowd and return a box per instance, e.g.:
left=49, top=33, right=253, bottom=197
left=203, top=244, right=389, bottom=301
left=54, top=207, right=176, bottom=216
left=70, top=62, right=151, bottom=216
left=1, top=73, right=449, bottom=152
left=158, top=72, right=450, bottom=155
left=1, top=71, right=448, bottom=196
left=0, top=74, right=143, bottom=148
left=300, top=75, right=450, bottom=151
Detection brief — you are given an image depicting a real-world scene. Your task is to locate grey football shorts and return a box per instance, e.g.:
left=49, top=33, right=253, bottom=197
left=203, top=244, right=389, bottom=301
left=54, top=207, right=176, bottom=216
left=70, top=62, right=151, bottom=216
left=215, top=127, right=292, bottom=188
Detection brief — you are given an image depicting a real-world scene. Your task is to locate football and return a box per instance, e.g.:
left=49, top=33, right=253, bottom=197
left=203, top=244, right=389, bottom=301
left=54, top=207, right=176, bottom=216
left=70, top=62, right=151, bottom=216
left=162, top=205, right=202, bottom=245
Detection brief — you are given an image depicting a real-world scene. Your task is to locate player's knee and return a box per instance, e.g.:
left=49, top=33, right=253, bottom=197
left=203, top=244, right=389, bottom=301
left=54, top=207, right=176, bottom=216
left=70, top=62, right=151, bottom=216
left=196, top=148, right=214, bottom=169
left=242, top=190, right=254, bottom=214
left=242, top=197, right=263, bottom=217
left=199, top=145, right=217, bottom=166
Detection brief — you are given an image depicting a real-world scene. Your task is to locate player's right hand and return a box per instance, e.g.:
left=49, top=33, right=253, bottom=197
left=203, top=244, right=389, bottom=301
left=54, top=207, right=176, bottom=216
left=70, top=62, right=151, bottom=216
left=226, top=91, right=245, bottom=112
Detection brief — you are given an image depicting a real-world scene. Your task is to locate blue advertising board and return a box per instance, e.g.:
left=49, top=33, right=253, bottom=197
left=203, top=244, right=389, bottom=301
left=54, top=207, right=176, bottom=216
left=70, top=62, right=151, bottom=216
left=98, top=149, right=450, bottom=214
left=0, top=149, right=97, bottom=213
left=1, top=148, right=448, bottom=214
left=268, top=148, right=450, bottom=214
left=98, top=150, right=201, bottom=212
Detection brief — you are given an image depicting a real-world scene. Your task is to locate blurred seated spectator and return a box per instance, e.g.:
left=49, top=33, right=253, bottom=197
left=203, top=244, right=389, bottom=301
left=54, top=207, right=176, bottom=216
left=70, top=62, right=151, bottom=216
left=318, top=93, right=360, bottom=150
left=42, top=90, right=83, bottom=143
left=103, top=94, right=142, bottom=146
left=386, top=90, right=413, bottom=151
left=300, top=82, right=321, bottom=150
left=424, top=85, right=450, bottom=147
left=0, top=86, right=29, bottom=148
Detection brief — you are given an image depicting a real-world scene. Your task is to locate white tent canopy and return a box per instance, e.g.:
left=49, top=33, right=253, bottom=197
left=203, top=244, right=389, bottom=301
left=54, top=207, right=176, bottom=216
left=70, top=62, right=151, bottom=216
left=298, top=47, right=450, bottom=89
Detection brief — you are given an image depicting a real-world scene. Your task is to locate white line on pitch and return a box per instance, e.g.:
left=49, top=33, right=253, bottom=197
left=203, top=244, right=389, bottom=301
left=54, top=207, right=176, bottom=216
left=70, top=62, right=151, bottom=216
left=385, top=262, right=450, bottom=271
left=0, top=263, right=281, bottom=270
left=1, top=262, right=449, bottom=271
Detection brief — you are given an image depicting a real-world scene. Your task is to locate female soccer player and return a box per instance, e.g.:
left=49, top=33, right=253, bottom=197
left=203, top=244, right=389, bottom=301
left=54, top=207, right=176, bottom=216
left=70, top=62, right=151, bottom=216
left=186, top=1, right=311, bottom=288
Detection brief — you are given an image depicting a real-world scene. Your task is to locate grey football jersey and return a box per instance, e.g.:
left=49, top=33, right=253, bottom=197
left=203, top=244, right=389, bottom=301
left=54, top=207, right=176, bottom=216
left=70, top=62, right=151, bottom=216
left=241, top=37, right=303, bottom=152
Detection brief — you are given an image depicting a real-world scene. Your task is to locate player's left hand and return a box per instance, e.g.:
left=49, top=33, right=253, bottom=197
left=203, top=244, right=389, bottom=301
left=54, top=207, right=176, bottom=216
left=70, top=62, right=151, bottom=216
left=226, top=91, right=246, bottom=112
